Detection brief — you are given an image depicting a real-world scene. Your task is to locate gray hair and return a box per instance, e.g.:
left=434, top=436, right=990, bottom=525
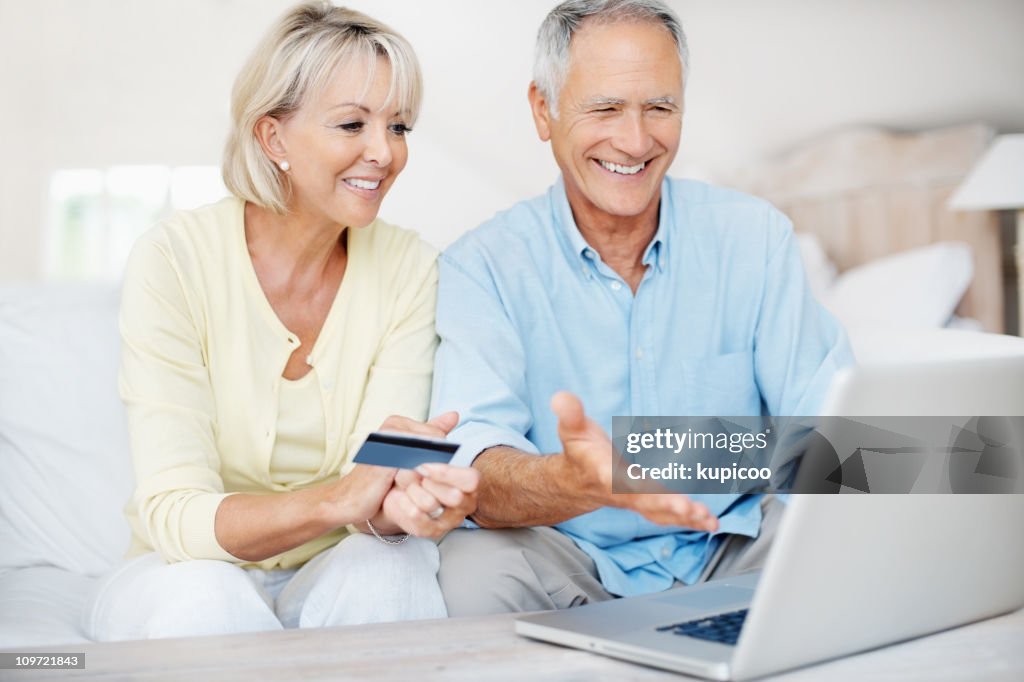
left=533, top=0, right=688, bottom=118
left=223, top=1, right=422, bottom=214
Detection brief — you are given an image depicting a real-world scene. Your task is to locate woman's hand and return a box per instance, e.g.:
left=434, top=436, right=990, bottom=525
left=355, top=411, right=468, bottom=537
left=325, top=464, right=398, bottom=526
left=323, top=413, right=460, bottom=530
left=370, top=410, right=480, bottom=539
left=381, top=464, right=480, bottom=539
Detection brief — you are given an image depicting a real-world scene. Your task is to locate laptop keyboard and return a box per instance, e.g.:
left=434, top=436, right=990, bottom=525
left=656, top=608, right=749, bottom=645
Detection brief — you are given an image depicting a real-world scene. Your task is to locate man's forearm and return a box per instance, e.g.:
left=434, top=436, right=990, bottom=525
left=470, top=446, right=598, bottom=528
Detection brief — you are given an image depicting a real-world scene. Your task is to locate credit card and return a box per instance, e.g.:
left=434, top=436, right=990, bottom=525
left=352, top=431, right=459, bottom=469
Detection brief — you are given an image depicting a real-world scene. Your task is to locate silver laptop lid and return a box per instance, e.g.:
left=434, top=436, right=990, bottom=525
left=731, top=494, right=1024, bottom=680
left=734, top=356, right=1024, bottom=679
left=820, top=355, right=1024, bottom=416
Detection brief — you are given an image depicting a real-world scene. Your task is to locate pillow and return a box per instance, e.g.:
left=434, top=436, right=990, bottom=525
left=795, top=232, right=837, bottom=301
left=946, top=315, right=984, bottom=332
left=0, top=284, right=133, bottom=576
left=822, top=242, right=974, bottom=330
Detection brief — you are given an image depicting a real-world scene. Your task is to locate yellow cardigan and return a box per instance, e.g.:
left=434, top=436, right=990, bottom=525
left=119, top=197, right=438, bottom=569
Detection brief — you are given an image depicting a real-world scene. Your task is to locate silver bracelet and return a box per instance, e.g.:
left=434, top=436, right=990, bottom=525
left=365, top=518, right=409, bottom=545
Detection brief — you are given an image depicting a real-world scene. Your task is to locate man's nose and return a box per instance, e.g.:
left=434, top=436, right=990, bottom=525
left=611, top=111, right=654, bottom=160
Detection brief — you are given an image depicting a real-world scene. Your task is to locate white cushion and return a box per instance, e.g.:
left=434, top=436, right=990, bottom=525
left=0, top=566, right=97, bottom=647
left=823, top=241, right=974, bottom=329
left=0, top=284, right=133, bottom=577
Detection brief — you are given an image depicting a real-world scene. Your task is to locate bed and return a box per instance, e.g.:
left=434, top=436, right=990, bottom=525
left=731, top=123, right=1006, bottom=342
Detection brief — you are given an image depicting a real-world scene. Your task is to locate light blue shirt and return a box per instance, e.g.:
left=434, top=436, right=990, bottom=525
left=431, top=177, right=853, bottom=597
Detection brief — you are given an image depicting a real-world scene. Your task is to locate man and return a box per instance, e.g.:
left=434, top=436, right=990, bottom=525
left=427, top=0, right=853, bottom=615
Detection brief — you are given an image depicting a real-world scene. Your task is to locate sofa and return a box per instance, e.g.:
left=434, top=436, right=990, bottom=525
left=2, top=283, right=1024, bottom=648
left=0, top=284, right=132, bottom=647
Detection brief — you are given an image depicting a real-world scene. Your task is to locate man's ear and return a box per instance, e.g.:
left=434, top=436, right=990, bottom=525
left=528, top=81, right=553, bottom=142
left=254, top=115, right=288, bottom=166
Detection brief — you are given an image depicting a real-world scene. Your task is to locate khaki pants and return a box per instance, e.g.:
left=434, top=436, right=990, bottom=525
left=438, top=495, right=784, bottom=617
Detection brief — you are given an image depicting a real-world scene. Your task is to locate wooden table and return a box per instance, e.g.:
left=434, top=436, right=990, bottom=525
left=3, top=608, right=1022, bottom=681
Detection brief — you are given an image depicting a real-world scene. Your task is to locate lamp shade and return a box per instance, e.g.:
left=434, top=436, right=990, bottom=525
left=949, top=134, right=1024, bottom=210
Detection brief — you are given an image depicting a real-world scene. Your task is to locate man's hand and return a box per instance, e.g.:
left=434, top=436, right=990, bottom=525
left=551, top=391, right=719, bottom=532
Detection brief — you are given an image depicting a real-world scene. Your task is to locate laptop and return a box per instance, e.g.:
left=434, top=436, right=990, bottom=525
left=515, top=357, right=1024, bottom=680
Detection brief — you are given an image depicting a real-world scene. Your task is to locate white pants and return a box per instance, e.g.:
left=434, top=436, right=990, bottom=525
left=83, top=534, right=447, bottom=641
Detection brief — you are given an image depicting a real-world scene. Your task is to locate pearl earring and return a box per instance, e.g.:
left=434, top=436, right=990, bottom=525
left=278, top=160, right=290, bottom=172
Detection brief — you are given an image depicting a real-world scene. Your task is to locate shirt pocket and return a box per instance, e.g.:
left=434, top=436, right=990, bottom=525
left=678, top=350, right=760, bottom=415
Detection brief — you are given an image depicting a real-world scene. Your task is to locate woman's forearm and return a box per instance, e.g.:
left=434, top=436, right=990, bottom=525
left=214, top=477, right=377, bottom=562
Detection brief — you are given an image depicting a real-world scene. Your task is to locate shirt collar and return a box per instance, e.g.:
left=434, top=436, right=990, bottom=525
left=551, top=176, right=671, bottom=274
left=552, top=178, right=593, bottom=263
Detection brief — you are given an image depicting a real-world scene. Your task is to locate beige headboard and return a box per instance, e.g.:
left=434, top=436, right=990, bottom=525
left=734, top=123, right=1004, bottom=333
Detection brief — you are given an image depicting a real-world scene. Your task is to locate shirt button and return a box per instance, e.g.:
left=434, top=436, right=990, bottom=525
left=661, top=546, right=672, bottom=559
left=265, top=430, right=272, bottom=439
left=287, top=337, right=297, bottom=346
left=583, top=249, right=594, bottom=259
left=610, top=281, right=622, bottom=291
left=636, top=348, right=645, bottom=360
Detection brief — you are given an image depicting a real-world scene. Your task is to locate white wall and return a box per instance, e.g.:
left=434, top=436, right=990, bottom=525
left=2, top=0, right=1023, bottom=279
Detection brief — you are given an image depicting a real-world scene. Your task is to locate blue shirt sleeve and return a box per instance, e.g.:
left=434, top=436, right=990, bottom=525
left=754, top=211, right=855, bottom=416
left=430, top=251, right=540, bottom=468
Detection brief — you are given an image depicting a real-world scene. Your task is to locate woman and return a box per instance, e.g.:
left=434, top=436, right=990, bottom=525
left=84, top=1, right=477, bottom=640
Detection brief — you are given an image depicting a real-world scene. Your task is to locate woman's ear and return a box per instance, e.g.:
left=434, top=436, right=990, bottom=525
left=254, top=115, right=288, bottom=166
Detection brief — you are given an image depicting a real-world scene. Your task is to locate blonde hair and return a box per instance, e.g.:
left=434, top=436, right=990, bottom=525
left=222, top=1, right=422, bottom=213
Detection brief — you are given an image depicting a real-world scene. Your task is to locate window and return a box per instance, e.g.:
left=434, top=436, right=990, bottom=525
left=46, top=165, right=227, bottom=279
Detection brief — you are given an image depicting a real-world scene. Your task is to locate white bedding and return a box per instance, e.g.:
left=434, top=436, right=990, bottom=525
left=848, top=327, right=1024, bottom=365
left=796, top=234, right=977, bottom=331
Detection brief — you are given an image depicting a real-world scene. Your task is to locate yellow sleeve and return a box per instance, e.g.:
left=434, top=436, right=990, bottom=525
left=119, top=232, right=238, bottom=563
left=343, top=239, right=439, bottom=463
